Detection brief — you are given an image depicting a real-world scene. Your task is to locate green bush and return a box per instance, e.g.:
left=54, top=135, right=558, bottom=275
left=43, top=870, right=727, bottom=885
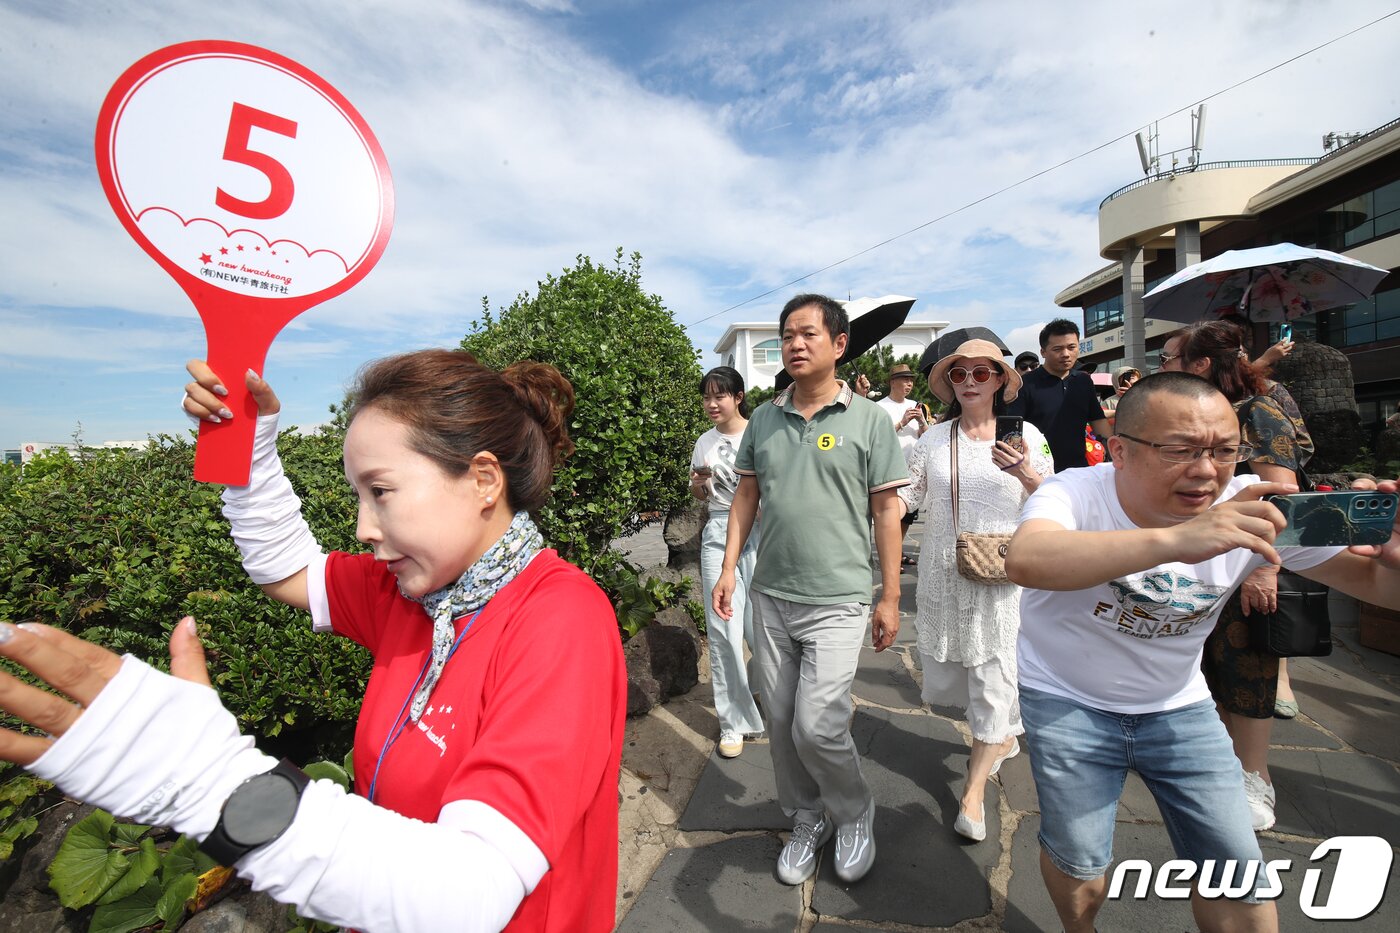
left=462, top=250, right=707, bottom=576
left=0, top=431, right=369, bottom=761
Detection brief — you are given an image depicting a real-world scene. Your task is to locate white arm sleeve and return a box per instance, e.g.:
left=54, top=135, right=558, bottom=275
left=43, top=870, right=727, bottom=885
left=30, top=657, right=540, bottom=933
left=220, top=412, right=323, bottom=585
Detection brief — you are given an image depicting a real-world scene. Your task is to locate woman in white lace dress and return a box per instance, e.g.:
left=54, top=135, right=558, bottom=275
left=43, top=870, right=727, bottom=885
left=898, top=339, right=1052, bottom=842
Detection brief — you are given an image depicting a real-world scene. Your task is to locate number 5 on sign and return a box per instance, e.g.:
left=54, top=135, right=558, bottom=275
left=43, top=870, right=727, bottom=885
left=95, top=41, right=394, bottom=485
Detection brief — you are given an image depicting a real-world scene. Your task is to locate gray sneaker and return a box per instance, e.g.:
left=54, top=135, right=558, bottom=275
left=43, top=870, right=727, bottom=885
left=833, top=802, right=876, bottom=883
left=776, top=816, right=832, bottom=885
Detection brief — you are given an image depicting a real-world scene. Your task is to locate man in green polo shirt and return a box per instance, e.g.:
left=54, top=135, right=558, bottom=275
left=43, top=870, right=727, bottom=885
left=713, top=293, right=908, bottom=886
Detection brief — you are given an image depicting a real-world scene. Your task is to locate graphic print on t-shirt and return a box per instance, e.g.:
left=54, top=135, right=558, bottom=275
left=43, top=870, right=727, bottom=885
left=1093, top=571, right=1230, bottom=640
left=415, top=703, right=457, bottom=758
left=710, top=439, right=740, bottom=500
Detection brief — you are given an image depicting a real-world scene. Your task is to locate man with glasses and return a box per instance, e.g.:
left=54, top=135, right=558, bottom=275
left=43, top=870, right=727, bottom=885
left=1004, top=371, right=1400, bottom=933
left=1014, top=351, right=1040, bottom=375
left=1011, top=320, right=1110, bottom=472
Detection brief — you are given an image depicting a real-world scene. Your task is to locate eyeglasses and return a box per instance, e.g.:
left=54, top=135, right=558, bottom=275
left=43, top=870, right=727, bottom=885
left=1016, top=363, right=1037, bottom=372
left=1157, top=352, right=1180, bottom=367
left=1116, top=432, right=1253, bottom=464
left=947, top=366, right=998, bottom=385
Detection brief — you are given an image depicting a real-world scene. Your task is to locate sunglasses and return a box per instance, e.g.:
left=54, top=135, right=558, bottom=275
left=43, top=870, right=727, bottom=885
left=947, top=366, right=998, bottom=385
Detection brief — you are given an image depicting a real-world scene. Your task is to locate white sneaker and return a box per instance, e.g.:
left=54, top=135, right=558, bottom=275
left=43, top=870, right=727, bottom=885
left=777, top=816, right=832, bottom=885
left=833, top=802, right=876, bottom=883
left=1242, top=769, right=1276, bottom=832
left=717, top=730, right=743, bottom=759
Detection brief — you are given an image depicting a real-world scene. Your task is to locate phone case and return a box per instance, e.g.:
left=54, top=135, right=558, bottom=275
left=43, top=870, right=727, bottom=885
left=1269, top=491, right=1397, bottom=547
left=995, top=417, right=1024, bottom=452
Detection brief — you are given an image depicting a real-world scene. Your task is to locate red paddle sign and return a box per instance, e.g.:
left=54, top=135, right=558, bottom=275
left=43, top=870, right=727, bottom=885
left=95, top=41, right=394, bottom=484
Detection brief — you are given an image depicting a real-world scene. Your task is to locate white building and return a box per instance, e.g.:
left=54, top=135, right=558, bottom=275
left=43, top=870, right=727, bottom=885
left=712, top=295, right=949, bottom=389
left=19, top=440, right=146, bottom=463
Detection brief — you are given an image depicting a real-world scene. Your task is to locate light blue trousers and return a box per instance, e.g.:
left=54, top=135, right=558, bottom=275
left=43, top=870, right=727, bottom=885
left=700, top=513, right=765, bottom=736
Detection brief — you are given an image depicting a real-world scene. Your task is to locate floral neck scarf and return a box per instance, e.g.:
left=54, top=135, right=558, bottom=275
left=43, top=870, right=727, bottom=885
left=407, top=510, right=543, bottom=722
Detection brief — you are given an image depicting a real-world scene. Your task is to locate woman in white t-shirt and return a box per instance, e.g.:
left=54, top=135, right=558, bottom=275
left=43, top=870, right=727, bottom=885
left=690, top=367, right=764, bottom=758
left=897, top=339, right=1052, bottom=843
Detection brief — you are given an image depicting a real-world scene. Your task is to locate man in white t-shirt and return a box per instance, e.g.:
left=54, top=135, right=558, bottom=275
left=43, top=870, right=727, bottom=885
left=1005, top=372, right=1400, bottom=933
left=875, top=363, right=928, bottom=554
left=874, top=363, right=927, bottom=454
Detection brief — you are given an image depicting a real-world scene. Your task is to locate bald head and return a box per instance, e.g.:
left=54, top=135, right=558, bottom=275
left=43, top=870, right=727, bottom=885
left=1115, top=372, right=1225, bottom=438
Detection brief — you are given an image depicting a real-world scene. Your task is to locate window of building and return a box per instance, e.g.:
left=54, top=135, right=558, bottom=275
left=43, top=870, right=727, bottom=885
left=1265, top=179, right=1400, bottom=253
left=1082, top=275, right=1169, bottom=338
left=1085, top=294, right=1123, bottom=337
left=1317, top=288, right=1400, bottom=348
left=751, top=338, right=782, bottom=368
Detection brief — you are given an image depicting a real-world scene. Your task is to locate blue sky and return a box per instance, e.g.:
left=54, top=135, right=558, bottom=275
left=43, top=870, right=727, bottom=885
left=4, top=0, right=1400, bottom=446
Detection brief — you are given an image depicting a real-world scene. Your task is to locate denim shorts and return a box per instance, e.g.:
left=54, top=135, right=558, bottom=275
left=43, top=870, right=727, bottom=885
left=1019, top=685, right=1263, bottom=892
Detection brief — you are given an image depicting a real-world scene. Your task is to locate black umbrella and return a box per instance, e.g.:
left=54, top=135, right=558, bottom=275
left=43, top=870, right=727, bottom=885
left=775, top=296, right=916, bottom=390
left=916, top=326, right=1012, bottom=376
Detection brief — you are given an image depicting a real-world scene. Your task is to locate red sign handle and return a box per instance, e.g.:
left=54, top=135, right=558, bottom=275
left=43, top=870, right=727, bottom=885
left=184, top=282, right=314, bottom=485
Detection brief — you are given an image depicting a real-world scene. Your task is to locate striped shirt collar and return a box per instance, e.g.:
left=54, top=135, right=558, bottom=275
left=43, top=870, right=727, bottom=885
left=772, top=380, right=854, bottom=411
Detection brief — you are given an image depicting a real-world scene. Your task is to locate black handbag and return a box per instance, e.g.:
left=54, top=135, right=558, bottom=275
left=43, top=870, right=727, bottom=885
left=1248, top=569, right=1332, bottom=657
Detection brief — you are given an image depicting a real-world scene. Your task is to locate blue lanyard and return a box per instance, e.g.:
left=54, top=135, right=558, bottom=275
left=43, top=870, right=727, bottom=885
left=366, top=608, right=483, bottom=803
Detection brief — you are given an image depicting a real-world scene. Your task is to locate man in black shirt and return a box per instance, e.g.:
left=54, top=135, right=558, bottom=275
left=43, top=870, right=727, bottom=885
left=1010, top=320, right=1111, bottom=472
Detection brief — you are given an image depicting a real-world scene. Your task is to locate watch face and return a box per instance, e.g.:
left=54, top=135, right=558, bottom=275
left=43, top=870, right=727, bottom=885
left=222, top=772, right=302, bottom=846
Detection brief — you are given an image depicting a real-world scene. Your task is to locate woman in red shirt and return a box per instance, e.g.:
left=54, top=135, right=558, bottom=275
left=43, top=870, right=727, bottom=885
left=0, top=349, right=626, bottom=933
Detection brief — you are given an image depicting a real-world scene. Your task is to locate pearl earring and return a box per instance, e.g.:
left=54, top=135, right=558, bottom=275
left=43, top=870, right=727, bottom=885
left=485, top=496, right=493, bottom=505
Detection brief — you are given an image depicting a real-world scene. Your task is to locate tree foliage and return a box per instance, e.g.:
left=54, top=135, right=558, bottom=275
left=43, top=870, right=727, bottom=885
left=0, top=431, right=369, bottom=761
left=839, top=345, right=941, bottom=410
left=462, top=250, right=707, bottom=575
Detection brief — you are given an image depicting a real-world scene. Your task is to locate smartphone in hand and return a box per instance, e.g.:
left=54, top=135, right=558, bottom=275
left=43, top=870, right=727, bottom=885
left=1268, top=490, right=1397, bottom=547
left=1279, top=322, right=1293, bottom=342
left=995, top=415, right=1024, bottom=453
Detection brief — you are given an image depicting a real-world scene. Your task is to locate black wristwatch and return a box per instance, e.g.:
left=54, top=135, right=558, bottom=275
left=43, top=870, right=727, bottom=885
left=200, top=759, right=312, bottom=866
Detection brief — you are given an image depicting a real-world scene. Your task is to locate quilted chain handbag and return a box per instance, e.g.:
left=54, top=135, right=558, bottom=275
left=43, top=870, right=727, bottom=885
left=950, top=419, right=1012, bottom=585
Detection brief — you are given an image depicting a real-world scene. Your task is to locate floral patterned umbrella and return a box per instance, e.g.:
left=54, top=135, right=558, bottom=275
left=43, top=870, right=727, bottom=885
left=1142, top=243, right=1388, bottom=324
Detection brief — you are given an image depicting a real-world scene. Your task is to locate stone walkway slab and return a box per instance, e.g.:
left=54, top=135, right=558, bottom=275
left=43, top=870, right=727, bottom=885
left=1288, top=645, right=1400, bottom=761
left=678, top=743, right=787, bottom=832
left=851, top=644, right=923, bottom=709
left=614, top=834, right=801, bottom=932
left=1271, top=713, right=1344, bottom=750
left=1271, top=747, right=1400, bottom=840
left=810, top=708, right=997, bottom=928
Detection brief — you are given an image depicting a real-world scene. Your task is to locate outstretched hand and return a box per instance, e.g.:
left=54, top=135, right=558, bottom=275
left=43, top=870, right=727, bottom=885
left=183, top=360, right=281, bottom=422
left=0, top=618, right=211, bottom=767
left=1169, top=481, right=1296, bottom=567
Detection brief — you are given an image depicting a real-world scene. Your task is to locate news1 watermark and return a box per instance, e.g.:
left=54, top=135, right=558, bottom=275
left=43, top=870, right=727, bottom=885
left=1107, top=836, right=1393, bottom=920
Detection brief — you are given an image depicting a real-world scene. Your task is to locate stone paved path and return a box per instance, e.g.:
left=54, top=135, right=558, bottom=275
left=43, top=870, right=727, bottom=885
left=616, top=532, right=1400, bottom=931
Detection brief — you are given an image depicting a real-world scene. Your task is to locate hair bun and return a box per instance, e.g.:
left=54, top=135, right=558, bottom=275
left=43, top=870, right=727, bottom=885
left=501, top=362, right=575, bottom=464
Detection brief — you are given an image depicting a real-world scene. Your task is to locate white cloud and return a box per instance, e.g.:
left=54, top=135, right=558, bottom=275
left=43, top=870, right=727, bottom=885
left=3, top=0, right=1399, bottom=443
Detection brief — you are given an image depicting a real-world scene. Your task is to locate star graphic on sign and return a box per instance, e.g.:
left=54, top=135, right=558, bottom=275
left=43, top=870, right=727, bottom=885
left=425, top=705, right=434, bottom=717
left=254, top=246, right=261, bottom=251
left=199, top=253, right=212, bottom=264
left=219, top=247, right=228, bottom=255
left=444, top=706, right=454, bottom=715
left=236, top=245, right=244, bottom=251
left=270, top=249, right=277, bottom=255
